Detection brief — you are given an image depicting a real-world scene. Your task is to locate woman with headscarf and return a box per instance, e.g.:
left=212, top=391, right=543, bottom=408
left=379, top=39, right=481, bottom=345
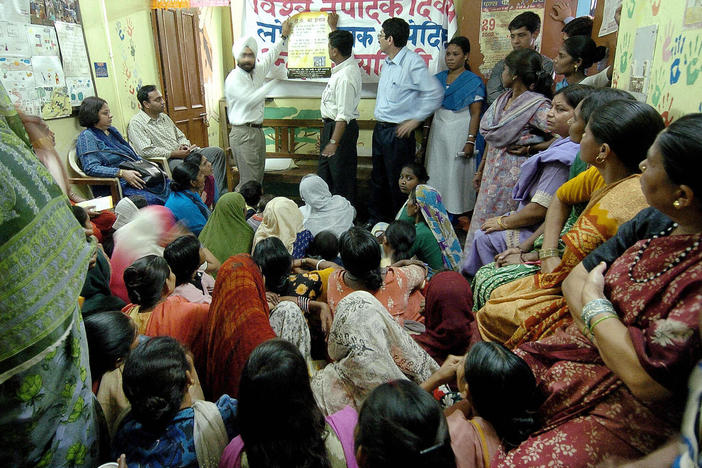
left=252, top=196, right=313, bottom=259
left=112, top=195, right=146, bottom=230
left=299, top=174, right=355, bottom=238
left=413, top=271, right=473, bottom=365
left=408, top=185, right=463, bottom=271
left=109, top=206, right=176, bottom=302
left=199, top=192, right=254, bottom=265
left=0, top=82, right=100, bottom=466
left=311, top=291, right=439, bottom=416
left=205, top=254, right=310, bottom=400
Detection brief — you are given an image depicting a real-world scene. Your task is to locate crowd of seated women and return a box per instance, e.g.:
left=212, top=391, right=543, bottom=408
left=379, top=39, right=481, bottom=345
left=5, top=47, right=702, bottom=468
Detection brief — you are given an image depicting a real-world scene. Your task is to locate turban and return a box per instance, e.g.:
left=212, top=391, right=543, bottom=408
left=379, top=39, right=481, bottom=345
left=232, top=36, right=258, bottom=60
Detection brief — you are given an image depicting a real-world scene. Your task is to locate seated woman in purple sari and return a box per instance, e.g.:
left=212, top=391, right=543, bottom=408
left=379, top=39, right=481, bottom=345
left=462, top=85, right=592, bottom=276
left=76, top=96, right=169, bottom=205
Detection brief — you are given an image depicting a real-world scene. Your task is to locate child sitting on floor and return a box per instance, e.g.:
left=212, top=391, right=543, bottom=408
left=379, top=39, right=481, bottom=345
left=112, top=336, right=238, bottom=468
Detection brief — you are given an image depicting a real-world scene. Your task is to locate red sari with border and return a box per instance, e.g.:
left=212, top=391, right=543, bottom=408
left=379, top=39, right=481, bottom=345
left=494, top=233, right=702, bottom=467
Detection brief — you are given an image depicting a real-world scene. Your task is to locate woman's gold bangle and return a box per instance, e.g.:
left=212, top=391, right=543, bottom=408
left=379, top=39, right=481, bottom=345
left=497, top=215, right=508, bottom=230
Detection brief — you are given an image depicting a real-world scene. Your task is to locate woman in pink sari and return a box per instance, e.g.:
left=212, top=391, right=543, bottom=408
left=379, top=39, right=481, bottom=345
left=494, top=114, right=702, bottom=467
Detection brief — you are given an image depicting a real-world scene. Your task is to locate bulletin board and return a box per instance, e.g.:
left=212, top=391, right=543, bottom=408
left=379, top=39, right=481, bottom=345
left=0, top=0, right=95, bottom=119
left=612, top=0, right=702, bottom=125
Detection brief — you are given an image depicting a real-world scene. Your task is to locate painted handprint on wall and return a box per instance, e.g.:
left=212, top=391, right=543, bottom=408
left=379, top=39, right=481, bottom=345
left=618, top=32, right=632, bottom=75
left=684, top=35, right=702, bottom=86
left=669, top=35, right=686, bottom=85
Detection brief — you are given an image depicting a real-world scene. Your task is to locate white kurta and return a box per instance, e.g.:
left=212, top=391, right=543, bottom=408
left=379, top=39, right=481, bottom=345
left=425, top=106, right=477, bottom=214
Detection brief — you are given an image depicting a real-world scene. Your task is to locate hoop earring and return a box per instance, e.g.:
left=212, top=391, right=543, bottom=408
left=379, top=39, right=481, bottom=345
left=673, top=199, right=682, bottom=208
left=574, top=64, right=579, bottom=72
left=595, top=154, right=606, bottom=164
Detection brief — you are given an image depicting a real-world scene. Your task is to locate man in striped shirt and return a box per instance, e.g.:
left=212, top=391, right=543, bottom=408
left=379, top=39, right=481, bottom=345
left=128, top=85, right=228, bottom=199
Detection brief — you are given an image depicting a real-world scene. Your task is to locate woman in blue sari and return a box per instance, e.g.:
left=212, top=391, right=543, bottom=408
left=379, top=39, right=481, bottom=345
left=424, top=36, right=485, bottom=217
left=76, top=96, right=169, bottom=205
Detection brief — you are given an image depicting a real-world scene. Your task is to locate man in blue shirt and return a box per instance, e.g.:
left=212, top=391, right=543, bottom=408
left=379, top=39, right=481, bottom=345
left=369, top=18, right=443, bottom=224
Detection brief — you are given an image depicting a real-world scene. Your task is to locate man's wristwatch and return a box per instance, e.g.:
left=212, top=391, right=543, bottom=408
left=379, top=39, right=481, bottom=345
left=329, top=139, right=337, bottom=144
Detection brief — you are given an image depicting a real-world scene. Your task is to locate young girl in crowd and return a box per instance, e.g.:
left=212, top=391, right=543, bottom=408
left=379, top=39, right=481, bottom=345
left=355, top=380, right=456, bottom=468
left=84, top=311, right=138, bottom=434
left=396, top=162, right=429, bottom=222
left=220, top=339, right=359, bottom=468
left=428, top=342, right=539, bottom=468
left=308, top=230, right=341, bottom=264
left=164, top=235, right=219, bottom=304
left=122, top=255, right=209, bottom=377
left=184, top=151, right=216, bottom=208
left=382, top=220, right=415, bottom=264
left=112, top=336, right=238, bottom=468
left=327, top=227, right=426, bottom=323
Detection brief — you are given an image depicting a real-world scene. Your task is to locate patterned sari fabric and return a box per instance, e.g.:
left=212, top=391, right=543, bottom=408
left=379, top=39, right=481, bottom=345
left=414, top=184, right=463, bottom=270
left=311, top=291, right=438, bottom=415
left=470, top=155, right=594, bottom=312
left=476, top=174, right=647, bottom=347
left=495, top=233, right=702, bottom=467
left=205, top=254, right=276, bottom=399
left=465, top=90, right=551, bottom=248
left=0, top=83, right=100, bottom=466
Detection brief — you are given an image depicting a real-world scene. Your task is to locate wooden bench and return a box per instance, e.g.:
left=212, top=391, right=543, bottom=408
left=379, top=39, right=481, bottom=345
left=218, top=99, right=375, bottom=191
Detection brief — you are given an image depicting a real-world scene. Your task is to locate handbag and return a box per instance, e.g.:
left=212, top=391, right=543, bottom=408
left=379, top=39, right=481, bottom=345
left=119, top=157, right=167, bottom=194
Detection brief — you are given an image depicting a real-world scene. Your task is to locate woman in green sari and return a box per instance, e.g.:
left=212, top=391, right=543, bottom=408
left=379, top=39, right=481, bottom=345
left=0, top=83, right=102, bottom=466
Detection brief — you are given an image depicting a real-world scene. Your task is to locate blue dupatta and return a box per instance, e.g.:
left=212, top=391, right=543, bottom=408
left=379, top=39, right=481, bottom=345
left=88, top=126, right=141, bottom=160
left=435, top=69, right=485, bottom=111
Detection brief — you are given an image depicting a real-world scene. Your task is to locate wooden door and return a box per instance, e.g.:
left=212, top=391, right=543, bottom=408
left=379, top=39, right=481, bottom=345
left=152, top=8, right=209, bottom=148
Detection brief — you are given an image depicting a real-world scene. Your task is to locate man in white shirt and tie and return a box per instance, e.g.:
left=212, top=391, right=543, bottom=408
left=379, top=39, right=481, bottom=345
left=224, top=20, right=291, bottom=190
left=319, top=14, right=362, bottom=204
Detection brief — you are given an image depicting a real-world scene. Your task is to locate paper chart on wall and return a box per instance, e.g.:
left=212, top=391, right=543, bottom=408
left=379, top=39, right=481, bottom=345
left=0, top=56, right=39, bottom=114
left=54, top=21, right=90, bottom=76
left=598, top=0, right=622, bottom=37
left=0, top=0, right=31, bottom=24
left=36, top=84, right=70, bottom=118
left=26, top=23, right=59, bottom=55
left=66, top=76, right=93, bottom=105
left=0, top=21, right=31, bottom=57
left=32, top=54, right=64, bottom=85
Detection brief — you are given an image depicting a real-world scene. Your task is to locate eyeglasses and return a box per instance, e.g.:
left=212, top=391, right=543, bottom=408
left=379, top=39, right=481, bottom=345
left=377, top=32, right=386, bottom=40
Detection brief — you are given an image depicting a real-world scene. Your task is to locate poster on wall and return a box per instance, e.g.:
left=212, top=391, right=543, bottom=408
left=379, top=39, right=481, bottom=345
left=242, top=0, right=457, bottom=86
left=54, top=21, right=90, bottom=76
left=287, top=11, right=331, bottom=79
left=626, top=24, right=658, bottom=102
left=478, top=0, right=546, bottom=77
left=30, top=0, right=79, bottom=25
left=0, top=21, right=31, bottom=56
left=684, top=0, right=702, bottom=29
left=0, top=55, right=40, bottom=115
left=0, top=0, right=31, bottom=23
left=26, top=23, right=59, bottom=55
left=598, top=0, right=622, bottom=37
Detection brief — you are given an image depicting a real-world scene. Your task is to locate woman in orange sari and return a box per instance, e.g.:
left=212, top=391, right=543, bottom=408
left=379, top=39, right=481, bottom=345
left=205, top=254, right=311, bottom=400
left=475, top=100, right=664, bottom=347
left=122, top=255, right=209, bottom=378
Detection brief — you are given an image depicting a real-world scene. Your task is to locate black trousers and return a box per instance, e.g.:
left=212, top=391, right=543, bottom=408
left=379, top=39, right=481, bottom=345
left=368, top=122, right=415, bottom=222
left=318, top=119, right=359, bottom=203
